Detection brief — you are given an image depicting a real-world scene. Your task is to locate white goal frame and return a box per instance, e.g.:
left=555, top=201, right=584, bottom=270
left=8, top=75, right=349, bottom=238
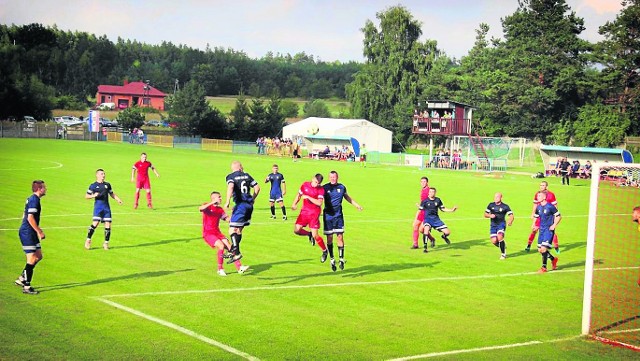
left=581, top=161, right=640, bottom=342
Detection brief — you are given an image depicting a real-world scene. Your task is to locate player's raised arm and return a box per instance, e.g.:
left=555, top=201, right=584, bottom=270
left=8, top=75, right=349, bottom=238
left=291, top=192, right=301, bottom=210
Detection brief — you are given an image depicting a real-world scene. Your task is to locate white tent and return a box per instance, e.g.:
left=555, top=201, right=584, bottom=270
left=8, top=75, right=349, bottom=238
left=282, top=117, right=392, bottom=156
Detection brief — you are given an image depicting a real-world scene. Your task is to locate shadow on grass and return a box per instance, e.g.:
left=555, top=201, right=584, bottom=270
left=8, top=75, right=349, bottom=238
left=101, top=237, right=201, bottom=250
left=259, top=261, right=439, bottom=285
left=426, top=238, right=485, bottom=252
left=159, top=204, right=200, bottom=209
left=248, top=258, right=314, bottom=276
left=37, top=269, right=195, bottom=293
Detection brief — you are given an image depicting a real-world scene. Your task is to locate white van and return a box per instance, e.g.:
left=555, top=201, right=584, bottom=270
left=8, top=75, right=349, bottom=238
left=98, top=102, right=116, bottom=110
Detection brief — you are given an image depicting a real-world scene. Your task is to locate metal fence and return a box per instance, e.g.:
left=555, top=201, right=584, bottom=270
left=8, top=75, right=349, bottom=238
left=1, top=121, right=59, bottom=139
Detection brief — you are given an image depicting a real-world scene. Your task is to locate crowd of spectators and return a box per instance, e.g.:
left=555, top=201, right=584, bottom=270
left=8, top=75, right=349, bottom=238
left=314, top=144, right=356, bottom=161
left=427, top=149, right=471, bottom=170
left=256, top=136, right=299, bottom=157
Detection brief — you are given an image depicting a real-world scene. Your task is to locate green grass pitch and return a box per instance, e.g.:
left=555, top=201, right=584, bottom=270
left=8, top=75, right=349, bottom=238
left=0, top=138, right=636, bottom=360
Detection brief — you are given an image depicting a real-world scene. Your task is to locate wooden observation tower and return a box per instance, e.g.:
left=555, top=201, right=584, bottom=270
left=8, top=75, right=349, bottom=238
left=412, top=100, right=489, bottom=168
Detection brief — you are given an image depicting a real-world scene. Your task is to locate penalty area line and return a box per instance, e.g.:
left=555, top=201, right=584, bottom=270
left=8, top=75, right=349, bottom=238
left=94, top=297, right=260, bottom=361
left=386, top=336, right=580, bottom=360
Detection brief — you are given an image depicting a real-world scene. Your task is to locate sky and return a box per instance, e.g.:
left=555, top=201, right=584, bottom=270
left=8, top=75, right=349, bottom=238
left=0, top=0, right=624, bottom=62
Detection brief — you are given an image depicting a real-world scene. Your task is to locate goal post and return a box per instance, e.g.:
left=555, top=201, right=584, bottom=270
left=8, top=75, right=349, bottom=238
left=581, top=162, right=640, bottom=350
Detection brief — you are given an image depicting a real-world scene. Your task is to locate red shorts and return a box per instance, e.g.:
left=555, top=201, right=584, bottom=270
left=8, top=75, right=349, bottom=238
left=416, top=211, right=424, bottom=222
left=136, top=178, right=151, bottom=189
left=296, top=211, right=321, bottom=230
left=203, top=232, right=227, bottom=248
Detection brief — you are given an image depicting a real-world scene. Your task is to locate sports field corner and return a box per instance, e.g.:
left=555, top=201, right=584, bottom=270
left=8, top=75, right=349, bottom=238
left=0, top=138, right=638, bottom=360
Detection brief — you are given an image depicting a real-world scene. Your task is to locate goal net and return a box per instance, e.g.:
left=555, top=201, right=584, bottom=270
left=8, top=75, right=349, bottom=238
left=582, top=162, right=640, bottom=351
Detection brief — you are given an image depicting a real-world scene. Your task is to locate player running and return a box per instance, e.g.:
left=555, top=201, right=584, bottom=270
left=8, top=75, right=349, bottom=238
left=418, top=188, right=457, bottom=253
left=292, top=173, right=328, bottom=262
left=265, top=164, right=287, bottom=220
left=412, top=176, right=436, bottom=249
left=323, top=171, right=363, bottom=271
left=484, top=192, right=514, bottom=260
left=533, top=191, right=561, bottom=273
left=131, top=152, right=159, bottom=209
left=85, top=169, right=123, bottom=250
left=14, top=180, right=47, bottom=295
left=224, top=161, right=260, bottom=264
left=200, top=191, right=249, bottom=276
left=526, top=181, right=560, bottom=253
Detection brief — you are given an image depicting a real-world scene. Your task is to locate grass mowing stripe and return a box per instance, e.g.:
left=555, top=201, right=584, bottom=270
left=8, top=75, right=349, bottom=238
left=97, top=267, right=638, bottom=299
left=95, top=297, right=260, bottom=360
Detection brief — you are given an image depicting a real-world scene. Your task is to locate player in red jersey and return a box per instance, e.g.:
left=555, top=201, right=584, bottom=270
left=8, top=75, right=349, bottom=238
left=131, top=152, right=160, bottom=209
left=633, top=206, right=640, bottom=286
left=200, top=191, right=249, bottom=276
left=412, top=177, right=436, bottom=249
left=526, top=181, right=560, bottom=253
left=292, top=173, right=328, bottom=262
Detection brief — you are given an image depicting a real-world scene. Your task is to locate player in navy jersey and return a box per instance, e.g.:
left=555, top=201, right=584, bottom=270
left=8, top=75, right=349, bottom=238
left=533, top=191, right=561, bottom=273
left=323, top=171, right=363, bottom=271
left=484, top=192, right=514, bottom=260
left=224, top=161, right=260, bottom=263
left=14, top=180, right=47, bottom=295
left=418, top=188, right=457, bottom=253
left=85, top=169, right=123, bottom=250
left=265, top=164, right=287, bottom=220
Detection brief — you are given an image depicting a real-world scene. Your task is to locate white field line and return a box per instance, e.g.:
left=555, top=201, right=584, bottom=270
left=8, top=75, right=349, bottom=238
left=0, top=213, right=614, bottom=231
left=0, top=161, right=64, bottom=171
left=600, top=328, right=640, bottom=335
left=97, top=266, right=639, bottom=299
left=95, top=298, right=260, bottom=361
left=386, top=336, right=581, bottom=360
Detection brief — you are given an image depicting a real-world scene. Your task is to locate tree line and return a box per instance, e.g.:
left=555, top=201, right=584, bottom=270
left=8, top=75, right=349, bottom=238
left=0, top=22, right=359, bottom=121
left=347, top=0, right=639, bottom=149
left=1, top=0, right=638, bottom=148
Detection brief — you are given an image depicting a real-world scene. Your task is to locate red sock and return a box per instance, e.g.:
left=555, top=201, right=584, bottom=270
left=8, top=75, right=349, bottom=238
left=217, top=249, right=224, bottom=270
left=146, top=192, right=152, bottom=206
left=412, top=230, right=419, bottom=245
left=552, top=234, right=559, bottom=248
left=528, top=231, right=536, bottom=245
left=234, top=260, right=242, bottom=269
left=134, top=192, right=140, bottom=205
left=297, top=229, right=310, bottom=236
left=315, top=236, right=326, bottom=251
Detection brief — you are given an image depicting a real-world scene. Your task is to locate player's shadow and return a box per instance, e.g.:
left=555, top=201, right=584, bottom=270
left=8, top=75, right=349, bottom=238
left=260, top=262, right=439, bottom=285
left=560, top=258, right=606, bottom=270
left=508, top=241, right=587, bottom=259
left=428, top=238, right=485, bottom=252
left=248, top=258, right=313, bottom=276
left=161, top=204, right=199, bottom=209
left=105, top=237, right=200, bottom=250
left=36, top=269, right=195, bottom=293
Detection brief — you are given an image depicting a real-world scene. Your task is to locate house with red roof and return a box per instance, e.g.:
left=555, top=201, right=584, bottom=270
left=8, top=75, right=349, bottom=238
left=96, top=80, right=167, bottom=111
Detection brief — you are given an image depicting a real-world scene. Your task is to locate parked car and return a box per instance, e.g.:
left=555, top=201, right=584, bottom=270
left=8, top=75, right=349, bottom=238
left=100, top=117, right=117, bottom=127
left=145, top=120, right=163, bottom=127
left=98, top=102, right=116, bottom=110
left=54, top=116, right=84, bottom=127
left=23, top=116, right=37, bottom=125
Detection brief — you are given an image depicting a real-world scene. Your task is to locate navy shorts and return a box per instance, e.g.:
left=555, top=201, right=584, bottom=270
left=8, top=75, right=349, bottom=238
left=537, top=229, right=554, bottom=248
left=93, top=205, right=112, bottom=223
left=323, top=213, right=345, bottom=235
left=269, top=190, right=283, bottom=203
left=19, top=231, right=41, bottom=254
left=424, top=216, right=447, bottom=231
left=490, top=222, right=506, bottom=238
left=230, top=202, right=254, bottom=227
